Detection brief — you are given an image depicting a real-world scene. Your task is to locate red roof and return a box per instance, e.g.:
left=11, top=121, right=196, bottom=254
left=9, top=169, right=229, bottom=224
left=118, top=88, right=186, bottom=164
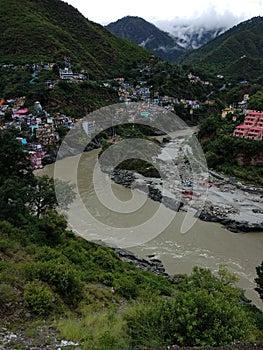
left=15, top=108, right=29, bottom=115
left=246, top=110, right=263, bottom=116
left=236, top=124, right=251, bottom=129
left=250, top=127, right=263, bottom=131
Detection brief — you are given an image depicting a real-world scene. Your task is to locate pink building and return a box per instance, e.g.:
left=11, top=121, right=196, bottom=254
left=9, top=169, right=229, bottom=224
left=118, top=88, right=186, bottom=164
left=246, top=127, right=263, bottom=140
left=233, top=124, right=251, bottom=137
left=244, top=115, right=258, bottom=127
left=29, top=150, right=46, bottom=169
left=233, top=110, right=263, bottom=140
left=246, top=110, right=263, bottom=118
left=257, top=117, right=263, bottom=128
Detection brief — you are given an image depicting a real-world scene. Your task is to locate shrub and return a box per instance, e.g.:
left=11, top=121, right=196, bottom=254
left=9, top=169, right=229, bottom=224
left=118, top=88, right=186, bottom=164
left=115, top=275, right=139, bottom=299
left=23, top=260, right=83, bottom=305
left=91, top=247, right=119, bottom=271
left=124, top=268, right=256, bottom=348
left=0, top=283, right=17, bottom=311
left=24, top=280, right=56, bottom=316
left=255, top=261, right=263, bottom=300
left=0, top=239, right=11, bottom=253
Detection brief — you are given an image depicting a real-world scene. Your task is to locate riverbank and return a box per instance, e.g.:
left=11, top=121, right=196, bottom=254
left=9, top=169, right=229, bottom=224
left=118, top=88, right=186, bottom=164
left=37, top=148, right=263, bottom=309
left=105, top=131, right=263, bottom=234
left=44, top=122, right=263, bottom=235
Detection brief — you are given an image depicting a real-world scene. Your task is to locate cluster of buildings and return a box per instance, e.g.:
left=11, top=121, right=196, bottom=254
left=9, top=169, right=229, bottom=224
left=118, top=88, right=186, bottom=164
left=108, top=78, right=151, bottom=103
left=221, top=94, right=263, bottom=140
left=233, top=110, right=263, bottom=140
left=188, top=72, right=213, bottom=86
left=0, top=97, right=74, bottom=169
left=110, top=78, right=203, bottom=112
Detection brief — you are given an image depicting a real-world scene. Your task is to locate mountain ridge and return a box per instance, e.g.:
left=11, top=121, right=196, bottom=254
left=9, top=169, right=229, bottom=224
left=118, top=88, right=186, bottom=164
left=0, top=0, right=151, bottom=78
left=106, top=16, right=186, bottom=63
left=106, top=16, right=229, bottom=62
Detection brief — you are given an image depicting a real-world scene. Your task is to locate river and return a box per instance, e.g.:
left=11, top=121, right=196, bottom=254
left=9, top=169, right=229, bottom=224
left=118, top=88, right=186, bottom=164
left=37, top=147, right=263, bottom=310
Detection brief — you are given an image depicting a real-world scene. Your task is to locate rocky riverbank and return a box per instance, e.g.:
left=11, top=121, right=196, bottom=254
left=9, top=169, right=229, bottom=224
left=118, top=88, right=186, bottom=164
left=113, top=246, right=169, bottom=277
left=109, top=169, right=184, bottom=212
left=197, top=210, right=263, bottom=233
left=102, top=130, right=263, bottom=234
left=108, top=167, right=263, bottom=233
left=41, top=127, right=263, bottom=235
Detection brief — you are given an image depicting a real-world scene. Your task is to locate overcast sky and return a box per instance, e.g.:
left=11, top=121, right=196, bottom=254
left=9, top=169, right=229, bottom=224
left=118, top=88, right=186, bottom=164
left=65, top=0, right=262, bottom=29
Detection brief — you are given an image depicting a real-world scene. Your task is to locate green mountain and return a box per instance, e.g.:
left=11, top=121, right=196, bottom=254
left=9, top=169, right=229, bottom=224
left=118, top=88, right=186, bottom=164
left=181, top=16, right=263, bottom=82
left=0, top=0, right=151, bottom=78
left=106, top=16, right=185, bottom=63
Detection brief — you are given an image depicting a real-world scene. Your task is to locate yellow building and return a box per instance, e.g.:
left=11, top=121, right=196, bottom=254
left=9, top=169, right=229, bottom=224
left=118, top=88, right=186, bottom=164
left=221, top=106, right=236, bottom=118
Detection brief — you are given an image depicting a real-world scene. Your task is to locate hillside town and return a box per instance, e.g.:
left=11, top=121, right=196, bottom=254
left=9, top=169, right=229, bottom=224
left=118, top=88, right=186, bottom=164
left=0, top=96, right=75, bottom=169
left=0, top=60, right=262, bottom=170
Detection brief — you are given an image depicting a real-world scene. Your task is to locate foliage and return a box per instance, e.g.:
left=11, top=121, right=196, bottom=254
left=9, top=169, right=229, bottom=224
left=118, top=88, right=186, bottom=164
left=28, top=176, right=57, bottom=218
left=182, top=17, right=263, bottom=82
left=99, top=124, right=161, bottom=178
left=248, top=90, right=263, bottom=110
left=46, top=80, right=119, bottom=117
left=0, top=0, right=150, bottom=77
left=124, top=267, right=255, bottom=348
left=0, top=66, right=32, bottom=98
left=0, top=128, right=34, bottom=224
left=0, top=283, right=17, bottom=311
left=24, top=280, right=57, bottom=315
left=28, top=176, right=75, bottom=218
left=0, top=66, right=119, bottom=117
left=0, top=128, right=76, bottom=228
left=243, top=303, right=263, bottom=336
left=23, top=259, right=83, bottom=305
left=255, top=261, right=263, bottom=301
left=56, top=310, right=130, bottom=350
left=35, top=210, right=68, bottom=246
left=0, top=127, right=33, bottom=184
left=116, top=159, right=161, bottom=177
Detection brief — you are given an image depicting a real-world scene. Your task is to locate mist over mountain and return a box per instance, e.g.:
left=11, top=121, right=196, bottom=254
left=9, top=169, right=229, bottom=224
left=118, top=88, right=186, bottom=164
left=106, top=13, right=240, bottom=62
left=154, top=8, right=245, bottom=49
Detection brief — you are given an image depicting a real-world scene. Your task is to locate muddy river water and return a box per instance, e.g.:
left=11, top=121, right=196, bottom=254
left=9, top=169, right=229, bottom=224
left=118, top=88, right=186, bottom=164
left=38, top=145, right=263, bottom=310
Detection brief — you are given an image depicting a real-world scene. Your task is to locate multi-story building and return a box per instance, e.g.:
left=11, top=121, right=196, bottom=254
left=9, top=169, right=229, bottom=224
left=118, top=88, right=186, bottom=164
left=233, top=110, right=263, bottom=140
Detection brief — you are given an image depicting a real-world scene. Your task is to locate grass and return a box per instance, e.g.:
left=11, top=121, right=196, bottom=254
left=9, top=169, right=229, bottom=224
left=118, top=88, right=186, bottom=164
left=56, top=307, right=130, bottom=350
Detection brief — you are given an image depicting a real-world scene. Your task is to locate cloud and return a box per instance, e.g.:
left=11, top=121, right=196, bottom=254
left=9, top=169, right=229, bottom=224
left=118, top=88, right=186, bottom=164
left=153, top=6, right=246, bottom=35
left=151, top=7, right=251, bottom=49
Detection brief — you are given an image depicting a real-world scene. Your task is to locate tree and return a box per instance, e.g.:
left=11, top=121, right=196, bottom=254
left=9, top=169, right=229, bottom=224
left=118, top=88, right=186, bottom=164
left=255, top=261, right=263, bottom=301
left=0, top=127, right=33, bottom=185
left=28, top=176, right=57, bottom=218
left=38, top=210, right=68, bottom=246
left=0, top=128, right=34, bottom=224
left=248, top=90, right=263, bottom=111
left=0, top=128, right=75, bottom=225
left=28, top=176, right=75, bottom=218
left=0, top=178, right=31, bottom=224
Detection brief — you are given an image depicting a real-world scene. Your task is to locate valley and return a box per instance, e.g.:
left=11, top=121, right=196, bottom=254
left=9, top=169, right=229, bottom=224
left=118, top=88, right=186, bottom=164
left=0, top=1, right=262, bottom=349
